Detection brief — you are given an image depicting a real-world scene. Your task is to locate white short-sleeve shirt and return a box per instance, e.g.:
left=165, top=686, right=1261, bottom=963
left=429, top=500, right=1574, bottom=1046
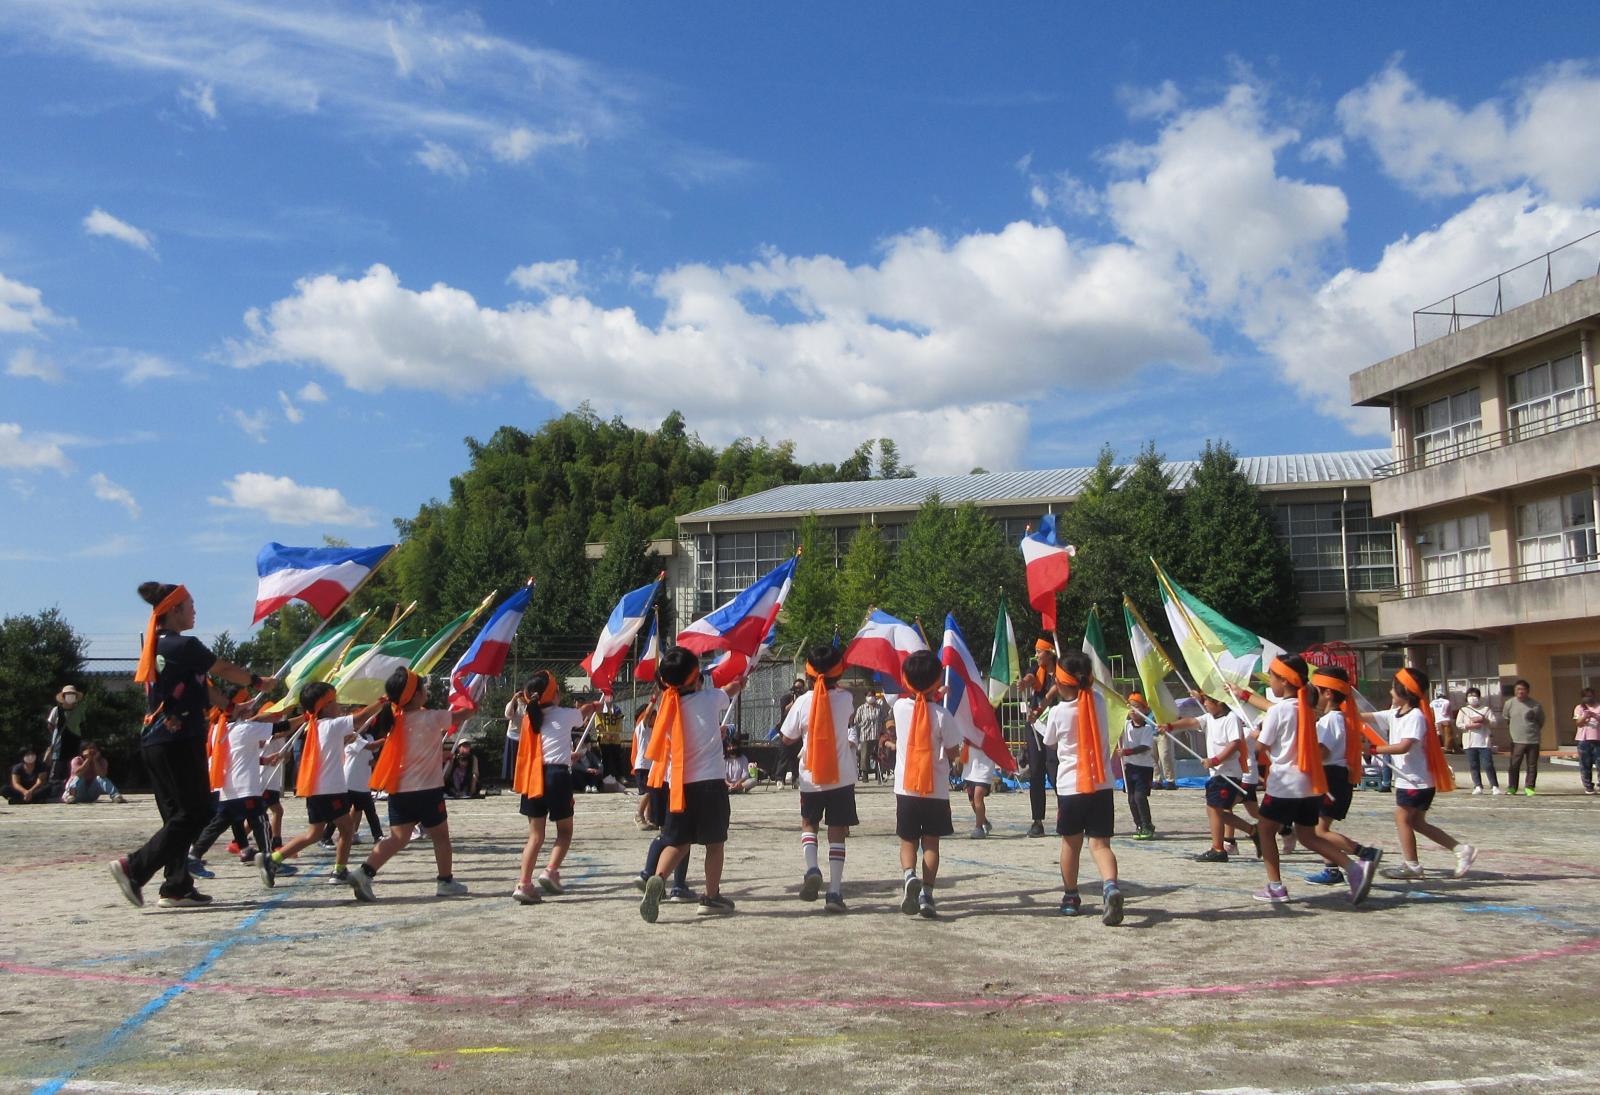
left=219, top=720, right=276, bottom=801
left=527, top=706, right=584, bottom=767
left=1203, top=712, right=1248, bottom=780
left=1316, top=710, right=1349, bottom=769
left=1039, top=691, right=1114, bottom=796
left=779, top=689, right=859, bottom=792
left=1121, top=718, right=1156, bottom=768
left=657, top=687, right=733, bottom=786
left=344, top=733, right=378, bottom=792
left=1386, top=707, right=1432, bottom=790
left=891, top=696, right=962, bottom=800
left=393, top=708, right=454, bottom=793
left=1257, top=699, right=1315, bottom=799
left=302, top=714, right=356, bottom=797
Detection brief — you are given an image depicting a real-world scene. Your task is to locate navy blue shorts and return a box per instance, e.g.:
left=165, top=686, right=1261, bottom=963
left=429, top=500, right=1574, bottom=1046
left=388, top=787, right=448, bottom=830
left=263, top=790, right=282, bottom=807
left=1320, top=766, right=1354, bottom=821
left=658, top=779, right=731, bottom=846
left=1205, top=775, right=1247, bottom=809
left=218, top=795, right=267, bottom=821
left=895, top=794, right=953, bottom=841
left=799, top=785, right=859, bottom=828
left=1055, top=788, right=1114, bottom=839
left=1396, top=787, right=1436, bottom=812
left=519, top=766, right=575, bottom=822
left=305, top=792, right=348, bottom=825
left=1259, top=793, right=1321, bottom=829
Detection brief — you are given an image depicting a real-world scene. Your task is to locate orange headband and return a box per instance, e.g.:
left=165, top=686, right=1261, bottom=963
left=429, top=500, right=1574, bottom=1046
left=1271, top=657, right=1327, bottom=794
left=309, top=690, right=337, bottom=717
left=395, top=670, right=421, bottom=708
left=1309, top=673, right=1350, bottom=694
left=805, top=660, right=845, bottom=681
left=536, top=674, right=559, bottom=707
left=1268, top=657, right=1304, bottom=688
left=1035, top=638, right=1055, bottom=653
left=134, top=584, right=190, bottom=685
left=1394, top=668, right=1427, bottom=704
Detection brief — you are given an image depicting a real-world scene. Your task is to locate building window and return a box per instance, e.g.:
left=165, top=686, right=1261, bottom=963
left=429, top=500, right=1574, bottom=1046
left=1508, top=352, right=1589, bottom=440
left=1516, top=490, right=1598, bottom=579
left=693, top=529, right=797, bottom=614
left=1412, top=388, right=1482, bottom=465
left=1271, top=501, right=1396, bottom=593
left=996, top=516, right=1043, bottom=546
left=1418, top=512, right=1491, bottom=593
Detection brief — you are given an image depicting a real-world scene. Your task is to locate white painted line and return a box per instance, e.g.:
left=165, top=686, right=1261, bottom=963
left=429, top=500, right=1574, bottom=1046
left=30, top=1080, right=359, bottom=1095
left=1175, top=1065, right=1599, bottom=1094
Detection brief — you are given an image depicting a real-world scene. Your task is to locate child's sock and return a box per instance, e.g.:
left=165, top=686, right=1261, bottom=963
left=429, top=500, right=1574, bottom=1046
left=270, top=850, right=285, bottom=864
left=437, top=874, right=452, bottom=883
left=334, top=861, right=346, bottom=872
left=903, top=867, right=916, bottom=884
left=800, top=832, right=819, bottom=873
left=827, top=842, right=846, bottom=892
left=360, top=863, right=377, bottom=878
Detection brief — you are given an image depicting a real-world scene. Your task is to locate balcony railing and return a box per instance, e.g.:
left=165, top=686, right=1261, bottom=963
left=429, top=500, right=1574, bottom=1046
left=1381, top=553, right=1600, bottom=600
left=1373, top=400, right=1598, bottom=478
left=1413, top=230, right=1600, bottom=347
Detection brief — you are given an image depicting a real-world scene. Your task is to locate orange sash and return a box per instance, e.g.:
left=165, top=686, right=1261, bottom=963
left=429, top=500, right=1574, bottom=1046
left=295, top=692, right=336, bottom=798
left=1061, top=673, right=1107, bottom=793
left=207, top=709, right=230, bottom=790
left=369, top=671, right=420, bottom=794
left=1397, top=669, right=1455, bottom=791
left=903, top=687, right=936, bottom=795
left=802, top=662, right=845, bottom=786
left=1269, top=658, right=1328, bottom=796
left=134, top=585, right=189, bottom=685
left=512, top=676, right=560, bottom=799
left=1310, top=672, right=1366, bottom=776
left=645, top=667, right=700, bottom=812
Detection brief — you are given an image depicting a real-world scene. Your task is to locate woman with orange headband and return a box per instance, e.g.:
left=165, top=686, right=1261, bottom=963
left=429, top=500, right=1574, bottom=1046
left=110, top=581, right=277, bottom=910
left=347, top=666, right=472, bottom=902
left=1302, top=666, right=1383, bottom=888
left=1249, top=654, right=1376, bottom=907
left=776, top=643, right=858, bottom=914
left=1038, top=652, right=1124, bottom=924
left=890, top=649, right=965, bottom=920
left=1022, top=638, right=1071, bottom=837
left=1369, top=667, right=1476, bottom=881
left=511, top=670, right=600, bottom=906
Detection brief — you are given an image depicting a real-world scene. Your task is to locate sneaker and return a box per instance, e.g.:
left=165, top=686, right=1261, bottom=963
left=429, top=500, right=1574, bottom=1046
left=63, top=793, right=77, bottom=804
left=983, top=819, right=993, bottom=835
left=1347, top=858, right=1377, bottom=906
left=512, top=883, right=542, bottom=905
left=436, top=878, right=468, bottom=897
left=639, top=875, right=665, bottom=923
left=799, top=867, right=823, bottom=901
left=1252, top=883, right=1289, bottom=904
left=536, top=870, right=563, bottom=895
left=1164, top=780, right=1179, bottom=791
left=109, top=856, right=144, bottom=908
left=258, top=851, right=276, bottom=889
left=1471, top=786, right=1484, bottom=795
left=1381, top=863, right=1426, bottom=881
left=824, top=891, right=847, bottom=914
left=317, top=837, right=335, bottom=851
left=349, top=867, right=376, bottom=902
left=351, top=832, right=367, bottom=845
left=1223, top=838, right=1239, bottom=856
left=112, top=794, right=128, bottom=804
left=157, top=890, right=213, bottom=908
left=1453, top=843, right=1478, bottom=879
left=326, top=868, right=349, bottom=885
left=1357, top=845, right=1382, bottom=863
left=634, top=871, right=650, bottom=893
left=1586, top=787, right=1597, bottom=796
left=1132, top=829, right=1153, bottom=841
left=970, top=826, right=987, bottom=839
left=239, top=847, right=258, bottom=864
left=226, top=840, right=243, bottom=855
left=1195, top=848, right=1229, bottom=863
left=1102, top=886, right=1125, bottom=925
left=1027, top=820, right=1046, bottom=837
left=272, top=859, right=298, bottom=878
left=1059, top=892, right=1081, bottom=916
left=697, top=893, right=736, bottom=916
left=1523, top=788, right=1536, bottom=797
left=1280, top=832, right=1297, bottom=855
left=918, top=891, right=937, bottom=919
left=668, top=885, right=698, bottom=903
left=900, top=875, right=923, bottom=915
left=1305, top=866, right=1344, bottom=886
left=186, top=857, right=215, bottom=880
left=1490, top=786, right=1504, bottom=795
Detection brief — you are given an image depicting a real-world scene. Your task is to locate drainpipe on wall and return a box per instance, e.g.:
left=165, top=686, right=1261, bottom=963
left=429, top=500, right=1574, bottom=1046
left=1582, top=328, right=1595, bottom=409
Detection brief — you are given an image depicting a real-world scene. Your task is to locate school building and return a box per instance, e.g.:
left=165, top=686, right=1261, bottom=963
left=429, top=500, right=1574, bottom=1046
left=1348, top=232, right=1600, bottom=745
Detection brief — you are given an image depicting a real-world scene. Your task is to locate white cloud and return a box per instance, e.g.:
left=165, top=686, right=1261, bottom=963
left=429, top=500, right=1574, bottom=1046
left=0, top=271, right=58, bottom=334
left=110, top=350, right=182, bottom=384
left=89, top=472, right=139, bottom=518
left=6, top=347, right=62, bottom=383
left=1339, top=60, right=1600, bottom=202
left=0, top=423, right=70, bottom=472
left=415, top=140, right=469, bottom=178
left=508, top=259, right=581, bottom=296
left=233, top=408, right=270, bottom=443
left=83, top=207, right=158, bottom=255
left=277, top=390, right=303, bottom=423
left=208, top=472, right=376, bottom=527
left=490, top=125, right=583, bottom=163
left=1118, top=79, right=1182, bottom=120
left=1301, top=136, right=1346, bottom=168
left=296, top=380, right=327, bottom=403
left=180, top=80, right=218, bottom=120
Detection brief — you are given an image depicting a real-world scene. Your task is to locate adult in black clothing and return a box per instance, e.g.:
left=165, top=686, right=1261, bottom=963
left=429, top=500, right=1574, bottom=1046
left=109, top=582, right=276, bottom=909
left=1023, top=641, right=1070, bottom=837
left=6, top=749, right=48, bottom=803
left=776, top=677, right=806, bottom=788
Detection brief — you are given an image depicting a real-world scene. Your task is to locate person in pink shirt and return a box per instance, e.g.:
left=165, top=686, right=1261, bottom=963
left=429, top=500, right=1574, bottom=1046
left=1575, top=687, right=1600, bottom=795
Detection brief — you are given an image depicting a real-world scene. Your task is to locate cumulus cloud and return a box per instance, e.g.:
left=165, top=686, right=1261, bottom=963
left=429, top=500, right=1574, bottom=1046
left=0, top=271, right=58, bottom=334
left=83, top=207, right=158, bottom=255
left=1339, top=60, right=1600, bottom=202
left=6, top=347, right=62, bottom=383
left=208, top=472, right=376, bottom=527
left=508, top=259, right=581, bottom=296
left=415, top=140, right=469, bottom=178
left=296, top=381, right=327, bottom=403
left=0, top=423, right=70, bottom=472
left=89, top=471, right=139, bottom=518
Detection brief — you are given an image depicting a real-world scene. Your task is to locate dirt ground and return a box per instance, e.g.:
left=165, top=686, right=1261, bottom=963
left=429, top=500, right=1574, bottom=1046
left=3, top=758, right=1600, bottom=1095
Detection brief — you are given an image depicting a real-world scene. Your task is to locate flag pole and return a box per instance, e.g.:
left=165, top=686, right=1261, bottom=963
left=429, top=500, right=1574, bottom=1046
left=1093, top=672, right=1249, bottom=798
left=1123, top=592, right=1197, bottom=695
left=1152, top=560, right=1261, bottom=731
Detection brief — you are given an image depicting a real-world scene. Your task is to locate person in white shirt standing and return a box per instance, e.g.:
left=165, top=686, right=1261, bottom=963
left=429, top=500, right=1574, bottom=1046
left=1370, top=667, right=1476, bottom=881
left=510, top=670, right=600, bottom=905
left=778, top=644, right=859, bottom=913
left=1456, top=688, right=1500, bottom=795
left=1431, top=688, right=1457, bottom=753
left=1039, top=652, right=1125, bottom=924
left=892, top=650, right=966, bottom=920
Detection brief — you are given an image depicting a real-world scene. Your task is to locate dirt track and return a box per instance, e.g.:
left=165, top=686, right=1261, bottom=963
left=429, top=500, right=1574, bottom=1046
left=4, top=761, right=1600, bottom=1094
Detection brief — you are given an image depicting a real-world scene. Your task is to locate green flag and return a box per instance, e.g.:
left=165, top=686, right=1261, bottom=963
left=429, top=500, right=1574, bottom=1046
left=1122, top=595, right=1180, bottom=725
left=1082, top=605, right=1130, bottom=745
left=987, top=593, right=1020, bottom=703
left=410, top=598, right=492, bottom=675
left=259, top=612, right=370, bottom=715
left=331, top=636, right=426, bottom=705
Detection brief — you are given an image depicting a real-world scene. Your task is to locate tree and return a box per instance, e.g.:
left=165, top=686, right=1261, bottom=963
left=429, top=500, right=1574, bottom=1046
left=525, top=509, right=592, bottom=649
left=882, top=498, right=956, bottom=642
left=780, top=514, right=838, bottom=654
left=835, top=522, right=891, bottom=633
left=1097, top=443, right=1182, bottom=649
left=234, top=604, right=320, bottom=673
left=0, top=609, right=86, bottom=762
left=589, top=503, right=656, bottom=625
left=1055, top=445, right=1124, bottom=646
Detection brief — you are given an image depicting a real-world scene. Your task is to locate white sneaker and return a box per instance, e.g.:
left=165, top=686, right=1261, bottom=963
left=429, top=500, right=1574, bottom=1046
left=1471, top=786, right=1484, bottom=795
left=1381, top=862, right=1426, bottom=880
left=1490, top=787, right=1504, bottom=795
left=1453, top=843, right=1478, bottom=879
left=436, top=878, right=468, bottom=897
left=512, top=883, right=541, bottom=905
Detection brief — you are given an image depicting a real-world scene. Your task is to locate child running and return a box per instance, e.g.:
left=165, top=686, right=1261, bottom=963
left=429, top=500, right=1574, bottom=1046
left=1118, top=693, right=1156, bottom=840
left=1303, top=666, right=1382, bottom=887
left=192, top=695, right=294, bottom=888
left=510, top=670, right=600, bottom=905
left=892, top=650, right=965, bottom=921
left=777, top=644, right=859, bottom=912
left=961, top=740, right=996, bottom=839
left=1161, top=692, right=1259, bottom=862
left=1371, top=667, right=1477, bottom=881
left=332, top=726, right=384, bottom=884
left=266, top=683, right=381, bottom=881
left=632, top=701, right=658, bottom=830
left=1038, top=652, right=1124, bottom=923
left=348, top=668, right=471, bottom=901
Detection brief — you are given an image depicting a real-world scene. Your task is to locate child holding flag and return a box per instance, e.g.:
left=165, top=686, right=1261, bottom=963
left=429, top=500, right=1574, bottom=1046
left=778, top=644, right=858, bottom=912
left=191, top=695, right=295, bottom=889
left=1303, top=666, right=1382, bottom=886
left=1118, top=694, right=1157, bottom=839
left=1160, top=692, right=1259, bottom=862
left=1038, top=652, right=1124, bottom=924
left=266, top=683, right=383, bottom=880
left=510, top=670, right=600, bottom=905
left=1371, top=668, right=1477, bottom=881
left=892, top=650, right=964, bottom=920
left=962, top=744, right=996, bottom=839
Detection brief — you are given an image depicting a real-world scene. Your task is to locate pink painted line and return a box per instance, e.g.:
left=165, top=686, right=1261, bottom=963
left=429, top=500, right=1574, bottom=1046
left=5, top=936, right=1600, bottom=1014
left=0, top=853, right=105, bottom=875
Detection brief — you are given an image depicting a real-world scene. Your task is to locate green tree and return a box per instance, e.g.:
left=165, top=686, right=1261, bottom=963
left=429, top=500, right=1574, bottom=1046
left=882, top=498, right=955, bottom=641
left=835, top=522, right=891, bottom=632
left=235, top=604, right=321, bottom=673
left=1055, top=445, right=1124, bottom=646
left=0, top=609, right=86, bottom=762
left=780, top=514, right=838, bottom=653
left=589, top=503, right=656, bottom=625
left=1097, top=443, right=1182, bottom=649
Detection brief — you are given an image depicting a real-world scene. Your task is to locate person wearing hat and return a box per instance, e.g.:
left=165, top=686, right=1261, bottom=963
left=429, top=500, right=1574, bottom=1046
left=1023, top=638, right=1071, bottom=837
left=44, top=685, right=86, bottom=799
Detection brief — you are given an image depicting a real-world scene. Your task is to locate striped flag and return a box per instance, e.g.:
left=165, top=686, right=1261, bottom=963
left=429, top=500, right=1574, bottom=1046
left=448, top=584, right=534, bottom=713
left=941, top=614, right=1018, bottom=772
left=1020, top=515, right=1074, bottom=631
left=253, top=542, right=393, bottom=623
left=1082, top=605, right=1130, bottom=744
left=843, top=609, right=927, bottom=680
left=583, top=576, right=663, bottom=695
left=1153, top=559, right=1267, bottom=721
left=635, top=613, right=660, bottom=684
left=678, top=555, right=797, bottom=657
left=987, top=593, right=1020, bottom=703
left=258, top=613, right=370, bottom=716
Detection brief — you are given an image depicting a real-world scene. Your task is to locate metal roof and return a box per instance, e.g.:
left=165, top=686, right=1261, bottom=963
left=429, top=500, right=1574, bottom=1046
left=679, top=449, right=1390, bottom=522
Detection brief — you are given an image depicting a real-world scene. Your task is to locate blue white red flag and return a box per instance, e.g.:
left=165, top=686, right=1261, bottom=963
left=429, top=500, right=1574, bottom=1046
left=709, top=622, right=777, bottom=689
left=634, top=613, right=661, bottom=684
left=843, top=609, right=927, bottom=680
left=253, top=542, right=393, bottom=623
left=940, top=613, right=1018, bottom=772
left=582, top=576, right=662, bottom=695
left=448, top=584, right=534, bottom=712
left=676, top=555, right=797, bottom=656
left=1020, top=515, right=1074, bottom=631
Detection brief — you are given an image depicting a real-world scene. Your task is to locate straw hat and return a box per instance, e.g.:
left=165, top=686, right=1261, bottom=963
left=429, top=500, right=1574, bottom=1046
left=56, top=685, right=82, bottom=703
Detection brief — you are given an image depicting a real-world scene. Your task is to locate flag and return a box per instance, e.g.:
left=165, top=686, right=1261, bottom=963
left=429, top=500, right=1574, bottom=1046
left=253, top=542, right=393, bottom=623
left=634, top=612, right=660, bottom=684
left=1082, top=606, right=1130, bottom=744
left=331, top=636, right=422, bottom=705
left=709, top=622, right=777, bottom=689
left=1123, top=595, right=1180, bottom=725
left=843, top=608, right=927, bottom=680
left=677, top=555, right=797, bottom=657
left=258, top=613, right=370, bottom=716
left=410, top=598, right=494, bottom=676
left=1153, top=559, right=1267, bottom=714
left=448, top=584, right=534, bottom=713
left=583, top=576, right=663, bottom=694
left=941, top=614, right=1018, bottom=772
left=987, top=593, right=1020, bottom=703
left=1020, top=516, right=1074, bottom=631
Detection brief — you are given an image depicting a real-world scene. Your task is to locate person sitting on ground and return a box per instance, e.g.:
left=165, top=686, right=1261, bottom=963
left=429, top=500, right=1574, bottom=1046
left=64, top=742, right=127, bottom=803
left=724, top=736, right=757, bottom=794
left=6, top=749, right=48, bottom=804
left=571, top=742, right=605, bottom=792
left=443, top=740, right=480, bottom=799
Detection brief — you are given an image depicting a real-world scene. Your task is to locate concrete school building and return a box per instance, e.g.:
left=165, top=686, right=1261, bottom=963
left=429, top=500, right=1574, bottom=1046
left=1350, top=235, right=1600, bottom=747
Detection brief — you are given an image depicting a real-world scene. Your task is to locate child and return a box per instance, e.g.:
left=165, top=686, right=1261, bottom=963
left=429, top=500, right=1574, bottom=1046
left=1302, top=666, right=1382, bottom=886
left=777, top=644, right=859, bottom=912
left=1118, top=693, right=1156, bottom=840
left=892, top=650, right=965, bottom=920
left=632, top=701, right=658, bottom=830
left=1371, top=667, right=1476, bottom=881
left=1161, top=693, right=1258, bottom=861
left=1457, top=688, right=1500, bottom=795
left=511, top=670, right=599, bottom=905
left=190, top=687, right=255, bottom=873
left=638, top=646, right=746, bottom=922
left=1248, top=655, right=1375, bottom=906
left=267, top=683, right=381, bottom=880
left=961, top=741, right=996, bottom=839
left=348, top=668, right=471, bottom=901
left=191, top=696, right=295, bottom=887
left=335, top=726, right=385, bottom=882
left=1038, top=653, right=1124, bottom=923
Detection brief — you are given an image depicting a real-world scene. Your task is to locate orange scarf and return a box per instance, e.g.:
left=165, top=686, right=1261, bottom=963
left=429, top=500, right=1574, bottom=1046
left=1310, top=673, right=1367, bottom=776
left=902, top=685, right=937, bottom=795
left=1061, top=673, right=1108, bottom=793
left=207, top=709, right=230, bottom=790
left=1397, top=669, right=1456, bottom=791
left=295, top=691, right=336, bottom=797
left=802, top=661, right=845, bottom=786
left=512, top=676, right=560, bottom=798
left=134, top=585, right=189, bottom=685
left=1270, top=658, right=1328, bottom=796
left=369, top=671, right=420, bottom=794
left=645, top=666, right=700, bottom=812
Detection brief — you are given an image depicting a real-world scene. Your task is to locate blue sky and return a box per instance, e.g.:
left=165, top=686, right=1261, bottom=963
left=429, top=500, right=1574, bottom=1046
left=4, top=2, right=1600, bottom=653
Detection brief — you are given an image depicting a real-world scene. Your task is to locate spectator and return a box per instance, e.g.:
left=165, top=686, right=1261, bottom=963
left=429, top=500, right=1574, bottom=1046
left=44, top=685, right=86, bottom=798
left=850, top=692, right=888, bottom=783
left=775, top=678, right=806, bottom=788
left=1457, top=688, right=1500, bottom=795
left=724, top=737, right=757, bottom=794
left=6, top=749, right=48, bottom=804
left=443, top=740, right=481, bottom=800
left=571, top=742, right=605, bottom=793
left=1431, top=688, right=1457, bottom=753
left=504, top=686, right=530, bottom=783
left=1503, top=680, right=1545, bottom=796
left=64, top=742, right=126, bottom=803
left=1575, top=687, right=1600, bottom=796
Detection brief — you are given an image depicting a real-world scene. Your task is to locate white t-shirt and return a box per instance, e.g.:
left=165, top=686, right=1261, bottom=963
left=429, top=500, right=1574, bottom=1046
left=1457, top=704, right=1496, bottom=750
left=344, top=733, right=378, bottom=792
left=504, top=697, right=526, bottom=741
left=891, top=696, right=963, bottom=800
left=657, top=687, right=732, bottom=786
left=1122, top=718, right=1156, bottom=768
left=301, top=714, right=356, bottom=797
left=1430, top=696, right=1453, bottom=726
left=1316, top=711, right=1349, bottom=769
left=1257, top=699, right=1316, bottom=799
left=779, top=689, right=859, bottom=792
left=1203, top=713, right=1248, bottom=780
left=1386, top=707, right=1432, bottom=790
left=1039, top=692, right=1113, bottom=796
left=962, top=746, right=997, bottom=786
left=391, top=708, right=453, bottom=794
left=632, top=714, right=653, bottom=770
left=219, top=720, right=276, bottom=801
left=526, top=706, right=584, bottom=767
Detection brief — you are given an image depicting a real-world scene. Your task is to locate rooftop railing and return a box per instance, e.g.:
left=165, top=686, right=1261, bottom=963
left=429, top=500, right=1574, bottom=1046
left=1373, top=400, right=1598, bottom=478
left=1381, top=552, right=1600, bottom=601
left=1412, top=230, right=1600, bottom=348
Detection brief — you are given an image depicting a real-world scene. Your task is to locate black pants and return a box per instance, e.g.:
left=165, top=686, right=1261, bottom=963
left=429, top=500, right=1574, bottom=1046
left=779, top=739, right=802, bottom=786
left=352, top=793, right=383, bottom=839
left=1025, top=732, right=1058, bottom=823
left=1124, top=764, right=1154, bottom=831
left=600, top=743, right=627, bottom=784
left=1507, top=743, right=1540, bottom=791
left=126, top=736, right=212, bottom=897
left=191, top=794, right=250, bottom=859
